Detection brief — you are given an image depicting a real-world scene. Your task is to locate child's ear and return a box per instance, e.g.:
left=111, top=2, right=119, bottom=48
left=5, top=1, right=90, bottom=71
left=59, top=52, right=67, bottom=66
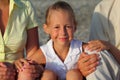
left=43, top=24, right=50, bottom=34
left=73, top=26, right=76, bottom=32
left=74, top=27, right=76, bottom=32
left=74, top=22, right=77, bottom=32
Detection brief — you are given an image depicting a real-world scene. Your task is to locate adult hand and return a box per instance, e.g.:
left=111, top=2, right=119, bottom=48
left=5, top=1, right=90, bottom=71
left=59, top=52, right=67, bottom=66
left=86, top=40, right=110, bottom=52
left=0, top=62, right=16, bottom=80
left=78, top=52, right=99, bottom=77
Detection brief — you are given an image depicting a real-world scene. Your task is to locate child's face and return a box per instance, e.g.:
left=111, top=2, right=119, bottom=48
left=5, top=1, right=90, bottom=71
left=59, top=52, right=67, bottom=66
left=44, top=10, right=76, bottom=46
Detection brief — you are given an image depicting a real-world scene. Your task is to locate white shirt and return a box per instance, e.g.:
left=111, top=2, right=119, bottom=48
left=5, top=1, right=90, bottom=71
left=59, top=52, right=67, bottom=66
left=40, top=39, right=82, bottom=80
left=89, top=0, right=120, bottom=50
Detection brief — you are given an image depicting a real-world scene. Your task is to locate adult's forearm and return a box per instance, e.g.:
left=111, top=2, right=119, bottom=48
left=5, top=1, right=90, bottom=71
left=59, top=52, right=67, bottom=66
left=109, top=44, right=120, bottom=64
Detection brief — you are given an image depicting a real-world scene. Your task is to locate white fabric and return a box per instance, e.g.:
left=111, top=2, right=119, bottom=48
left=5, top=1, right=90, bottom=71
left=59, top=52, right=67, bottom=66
left=85, top=50, right=120, bottom=80
left=40, top=39, right=82, bottom=80
left=89, top=0, right=120, bottom=50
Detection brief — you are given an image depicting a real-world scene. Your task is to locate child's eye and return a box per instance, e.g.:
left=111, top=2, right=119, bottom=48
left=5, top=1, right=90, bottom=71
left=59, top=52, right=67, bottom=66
left=53, top=26, right=60, bottom=29
left=53, top=26, right=59, bottom=29
left=66, top=25, right=72, bottom=29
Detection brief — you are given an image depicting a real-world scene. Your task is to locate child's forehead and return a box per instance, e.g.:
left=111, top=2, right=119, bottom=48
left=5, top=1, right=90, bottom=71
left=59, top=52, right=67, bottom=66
left=46, top=8, right=76, bottom=27
left=49, top=9, right=71, bottom=18
left=48, top=10, right=72, bottom=22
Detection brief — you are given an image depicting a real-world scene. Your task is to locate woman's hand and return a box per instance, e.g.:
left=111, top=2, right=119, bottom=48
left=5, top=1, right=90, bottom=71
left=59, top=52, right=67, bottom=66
left=0, top=62, right=16, bottom=80
left=86, top=40, right=110, bottom=52
left=78, top=52, right=99, bottom=77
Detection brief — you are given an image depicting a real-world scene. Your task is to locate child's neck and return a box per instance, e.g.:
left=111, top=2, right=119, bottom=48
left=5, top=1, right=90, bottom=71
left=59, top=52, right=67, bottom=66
left=53, top=43, right=70, bottom=62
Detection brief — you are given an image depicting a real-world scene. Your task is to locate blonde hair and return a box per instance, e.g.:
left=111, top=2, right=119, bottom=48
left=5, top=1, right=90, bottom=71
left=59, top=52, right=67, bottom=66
left=45, top=1, right=77, bottom=28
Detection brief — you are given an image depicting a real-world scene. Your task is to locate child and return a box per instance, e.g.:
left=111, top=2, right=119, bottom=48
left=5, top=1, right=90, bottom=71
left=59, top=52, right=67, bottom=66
left=40, top=1, right=83, bottom=80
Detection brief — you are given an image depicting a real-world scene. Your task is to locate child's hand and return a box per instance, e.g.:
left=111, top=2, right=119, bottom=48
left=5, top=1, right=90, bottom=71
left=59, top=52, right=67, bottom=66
left=0, top=62, right=16, bottom=80
left=86, top=40, right=110, bottom=52
left=18, top=60, right=44, bottom=80
left=24, top=60, right=44, bottom=77
left=78, top=52, right=99, bottom=77
left=14, top=58, right=29, bottom=72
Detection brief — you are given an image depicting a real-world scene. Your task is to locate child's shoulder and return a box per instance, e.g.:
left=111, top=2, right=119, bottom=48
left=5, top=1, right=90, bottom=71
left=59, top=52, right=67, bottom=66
left=72, top=39, right=82, bottom=43
left=71, top=39, right=83, bottom=48
left=40, top=39, right=52, bottom=52
left=72, top=40, right=88, bottom=52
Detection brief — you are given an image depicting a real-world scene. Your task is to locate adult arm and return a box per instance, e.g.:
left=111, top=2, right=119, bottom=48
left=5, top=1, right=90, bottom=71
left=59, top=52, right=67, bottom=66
left=26, top=27, right=39, bottom=58
left=28, top=49, right=46, bottom=65
left=107, top=43, right=120, bottom=64
left=86, top=40, right=120, bottom=64
left=86, top=50, right=120, bottom=80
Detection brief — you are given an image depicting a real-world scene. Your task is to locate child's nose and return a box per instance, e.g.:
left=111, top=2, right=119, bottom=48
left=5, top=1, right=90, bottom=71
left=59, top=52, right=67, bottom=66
left=60, top=27, right=67, bottom=35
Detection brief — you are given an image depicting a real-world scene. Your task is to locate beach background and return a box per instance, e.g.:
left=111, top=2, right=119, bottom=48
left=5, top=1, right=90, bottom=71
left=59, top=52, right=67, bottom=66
left=30, top=0, right=101, bottom=45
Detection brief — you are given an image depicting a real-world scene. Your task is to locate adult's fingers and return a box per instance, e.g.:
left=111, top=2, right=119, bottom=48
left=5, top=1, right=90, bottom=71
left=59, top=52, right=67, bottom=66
left=79, top=52, right=88, bottom=60
left=0, top=62, right=6, bottom=67
left=78, top=54, right=100, bottom=76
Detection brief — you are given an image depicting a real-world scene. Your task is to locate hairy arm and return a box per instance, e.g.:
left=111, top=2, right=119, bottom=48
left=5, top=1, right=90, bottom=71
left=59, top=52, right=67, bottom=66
left=87, top=40, right=120, bottom=64
left=26, top=27, right=39, bottom=58
left=108, top=43, right=120, bottom=64
left=28, top=49, right=46, bottom=65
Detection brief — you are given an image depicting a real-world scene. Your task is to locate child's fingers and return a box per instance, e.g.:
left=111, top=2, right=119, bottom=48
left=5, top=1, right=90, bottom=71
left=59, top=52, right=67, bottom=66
left=23, top=64, right=44, bottom=75
left=19, top=58, right=29, bottom=65
left=23, top=64, right=38, bottom=73
left=14, top=58, right=28, bottom=71
left=14, top=61, right=22, bottom=71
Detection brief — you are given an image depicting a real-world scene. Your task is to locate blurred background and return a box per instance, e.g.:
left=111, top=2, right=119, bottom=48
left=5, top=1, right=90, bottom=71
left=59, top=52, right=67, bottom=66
left=30, top=0, right=101, bottom=45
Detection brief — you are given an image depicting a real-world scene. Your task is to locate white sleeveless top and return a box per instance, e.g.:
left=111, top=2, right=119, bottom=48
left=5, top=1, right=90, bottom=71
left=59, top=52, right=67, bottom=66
left=40, top=39, right=82, bottom=80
